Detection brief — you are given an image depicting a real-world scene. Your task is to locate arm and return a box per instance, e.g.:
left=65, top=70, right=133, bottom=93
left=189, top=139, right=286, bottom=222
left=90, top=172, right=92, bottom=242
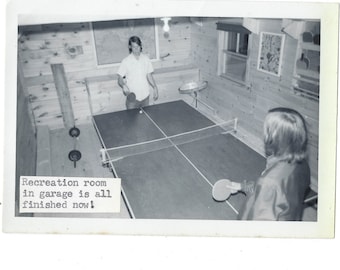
left=247, top=184, right=281, bottom=220
left=147, top=73, right=158, bottom=101
left=239, top=182, right=283, bottom=221
left=117, top=74, right=130, bottom=96
left=223, top=180, right=254, bottom=194
left=241, top=180, right=255, bottom=195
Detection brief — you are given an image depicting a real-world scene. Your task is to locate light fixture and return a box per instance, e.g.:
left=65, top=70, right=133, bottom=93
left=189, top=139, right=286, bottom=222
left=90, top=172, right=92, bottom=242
left=161, top=17, right=171, bottom=32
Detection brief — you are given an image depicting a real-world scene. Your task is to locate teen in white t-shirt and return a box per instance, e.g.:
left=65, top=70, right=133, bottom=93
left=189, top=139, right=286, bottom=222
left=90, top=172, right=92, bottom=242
left=117, top=36, right=158, bottom=109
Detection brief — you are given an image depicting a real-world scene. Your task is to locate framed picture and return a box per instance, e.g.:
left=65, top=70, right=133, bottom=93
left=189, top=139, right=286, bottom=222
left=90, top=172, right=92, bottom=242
left=257, top=32, right=285, bottom=76
left=92, top=18, right=158, bottom=66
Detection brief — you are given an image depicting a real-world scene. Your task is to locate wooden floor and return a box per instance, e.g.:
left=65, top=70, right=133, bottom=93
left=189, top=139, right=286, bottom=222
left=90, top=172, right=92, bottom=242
left=36, top=99, right=317, bottom=221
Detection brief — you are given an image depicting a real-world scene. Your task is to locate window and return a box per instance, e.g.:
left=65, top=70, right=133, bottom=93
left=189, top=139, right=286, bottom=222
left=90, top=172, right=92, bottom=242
left=217, top=22, right=251, bottom=85
left=218, top=31, right=250, bottom=84
left=92, top=18, right=158, bottom=66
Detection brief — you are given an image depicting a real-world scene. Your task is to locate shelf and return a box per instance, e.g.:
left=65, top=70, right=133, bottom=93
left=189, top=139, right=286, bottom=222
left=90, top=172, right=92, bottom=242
left=293, top=86, right=319, bottom=101
left=300, top=42, right=320, bottom=51
left=295, top=68, right=320, bottom=80
left=292, top=20, right=320, bottom=101
left=178, top=81, right=208, bottom=94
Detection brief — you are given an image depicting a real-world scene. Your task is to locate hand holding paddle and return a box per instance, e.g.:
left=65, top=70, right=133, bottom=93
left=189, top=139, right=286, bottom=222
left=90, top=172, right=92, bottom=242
left=212, top=179, right=242, bottom=201
left=126, top=92, right=136, bottom=103
left=122, top=84, right=130, bottom=96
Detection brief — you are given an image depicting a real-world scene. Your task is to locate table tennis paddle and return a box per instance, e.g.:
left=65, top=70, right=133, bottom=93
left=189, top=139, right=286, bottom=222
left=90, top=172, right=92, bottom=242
left=127, top=92, right=136, bottom=103
left=212, top=179, right=241, bottom=201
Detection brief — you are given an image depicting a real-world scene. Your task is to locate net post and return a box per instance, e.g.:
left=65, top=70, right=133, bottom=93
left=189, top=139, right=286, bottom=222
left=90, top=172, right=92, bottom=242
left=100, top=148, right=107, bottom=164
left=234, top=118, right=238, bottom=132
left=84, top=78, right=94, bottom=117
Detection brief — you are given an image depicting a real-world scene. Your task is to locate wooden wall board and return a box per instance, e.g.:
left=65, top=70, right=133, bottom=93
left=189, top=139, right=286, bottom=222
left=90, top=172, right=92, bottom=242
left=158, top=39, right=191, bottom=52
left=19, top=37, right=92, bottom=52
left=19, top=23, right=96, bottom=78
left=84, top=66, right=200, bottom=115
left=35, top=116, right=64, bottom=129
left=31, top=98, right=61, bottom=117
left=27, top=83, right=58, bottom=102
left=154, top=54, right=192, bottom=69
left=16, top=71, right=37, bottom=216
left=19, top=23, right=89, bottom=40
left=190, top=18, right=319, bottom=187
left=19, top=49, right=95, bottom=68
left=18, top=17, right=193, bottom=79
left=19, top=17, right=194, bottom=117
left=92, top=18, right=157, bottom=65
left=25, top=74, right=55, bottom=87
left=18, top=17, right=320, bottom=189
left=36, top=125, right=52, bottom=175
left=69, top=85, right=92, bottom=124
left=51, top=64, right=75, bottom=129
left=255, top=80, right=319, bottom=120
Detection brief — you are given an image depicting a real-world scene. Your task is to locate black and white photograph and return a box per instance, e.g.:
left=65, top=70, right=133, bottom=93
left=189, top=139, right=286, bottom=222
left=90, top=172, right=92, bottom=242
left=13, top=16, right=323, bottom=222
left=1, top=0, right=339, bottom=269
left=2, top=0, right=338, bottom=250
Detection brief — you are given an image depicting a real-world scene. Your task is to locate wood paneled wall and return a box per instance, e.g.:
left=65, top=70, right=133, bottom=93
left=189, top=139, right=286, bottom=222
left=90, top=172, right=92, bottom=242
left=18, top=16, right=319, bottom=189
left=191, top=18, right=319, bottom=189
left=16, top=64, right=37, bottom=216
left=18, top=17, right=194, bottom=129
left=85, top=66, right=199, bottom=115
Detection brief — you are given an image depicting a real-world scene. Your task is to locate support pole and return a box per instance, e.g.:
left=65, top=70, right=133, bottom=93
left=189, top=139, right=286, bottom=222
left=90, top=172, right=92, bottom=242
left=51, top=63, right=75, bottom=129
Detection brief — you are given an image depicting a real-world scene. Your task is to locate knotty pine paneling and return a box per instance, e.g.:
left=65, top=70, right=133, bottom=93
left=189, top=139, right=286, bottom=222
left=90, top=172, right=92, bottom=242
left=16, top=67, right=37, bottom=216
left=191, top=18, right=319, bottom=189
left=19, top=17, right=193, bottom=130
left=19, top=23, right=95, bottom=78
left=85, top=66, right=199, bottom=115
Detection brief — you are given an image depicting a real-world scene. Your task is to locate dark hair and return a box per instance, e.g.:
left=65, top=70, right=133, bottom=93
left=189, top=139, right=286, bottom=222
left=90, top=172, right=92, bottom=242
left=128, top=36, right=142, bottom=53
left=263, top=107, right=308, bottom=162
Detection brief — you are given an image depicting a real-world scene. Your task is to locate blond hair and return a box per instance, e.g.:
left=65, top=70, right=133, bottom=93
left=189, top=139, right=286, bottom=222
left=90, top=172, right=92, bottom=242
left=263, top=107, right=308, bottom=162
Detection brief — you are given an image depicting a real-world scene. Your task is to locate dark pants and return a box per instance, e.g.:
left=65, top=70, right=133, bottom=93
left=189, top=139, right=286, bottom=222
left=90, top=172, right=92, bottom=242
left=126, top=95, right=150, bottom=110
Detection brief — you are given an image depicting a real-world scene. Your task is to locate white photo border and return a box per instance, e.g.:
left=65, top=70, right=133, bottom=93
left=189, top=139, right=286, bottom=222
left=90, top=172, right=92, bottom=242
left=2, top=0, right=338, bottom=238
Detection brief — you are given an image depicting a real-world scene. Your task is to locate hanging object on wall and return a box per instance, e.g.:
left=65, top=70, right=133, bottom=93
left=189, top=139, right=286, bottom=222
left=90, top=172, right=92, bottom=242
left=313, top=34, right=320, bottom=45
left=69, top=126, right=80, bottom=138
left=257, top=32, right=285, bottom=77
left=161, top=17, right=171, bottom=32
left=64, top=43, right=83, bottom=58
left=160, top=53, right=170, bottom=60
left=302, top=31, right=314, bottom=43
left=161, top=17, right=171, bottom=38
left=296, top=53, right=310, bottom=70
left=68, top=125, right=81, bottom=168
left=302, top=31, right=320, bottom=45
left=68, top=149, right=82, bottom=168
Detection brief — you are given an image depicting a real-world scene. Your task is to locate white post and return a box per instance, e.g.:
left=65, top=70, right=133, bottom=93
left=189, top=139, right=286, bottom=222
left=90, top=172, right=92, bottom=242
left=100, top=149, right=106, bottom=163
left=234, top=118, right=238, bottom=132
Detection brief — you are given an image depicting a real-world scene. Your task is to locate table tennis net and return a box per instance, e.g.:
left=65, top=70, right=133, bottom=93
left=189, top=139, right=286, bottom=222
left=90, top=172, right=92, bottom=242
left=104, top=119, right=237, bottom=162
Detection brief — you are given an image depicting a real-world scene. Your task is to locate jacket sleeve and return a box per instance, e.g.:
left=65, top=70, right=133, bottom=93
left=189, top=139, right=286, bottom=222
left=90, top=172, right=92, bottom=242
left=239, top=181, right=286, bottom=221
left=250, top=183, right=283, bottom=220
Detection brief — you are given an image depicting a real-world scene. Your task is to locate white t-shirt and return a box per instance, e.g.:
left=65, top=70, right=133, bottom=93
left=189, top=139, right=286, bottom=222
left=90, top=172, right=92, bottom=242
left=117, top=53, right=154, bottom=101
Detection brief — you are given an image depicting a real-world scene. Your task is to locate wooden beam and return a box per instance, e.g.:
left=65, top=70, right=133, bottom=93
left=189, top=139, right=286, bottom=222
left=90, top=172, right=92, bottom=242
left=281, top=19, right=304, bottom=39
left=51, top=63, right=75, bottom=129
left=17, top=54, right=37, bottom=134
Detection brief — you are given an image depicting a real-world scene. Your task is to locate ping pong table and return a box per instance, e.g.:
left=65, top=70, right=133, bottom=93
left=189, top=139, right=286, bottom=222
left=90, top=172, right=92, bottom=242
left=92, top=100, right=266, bottom=219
